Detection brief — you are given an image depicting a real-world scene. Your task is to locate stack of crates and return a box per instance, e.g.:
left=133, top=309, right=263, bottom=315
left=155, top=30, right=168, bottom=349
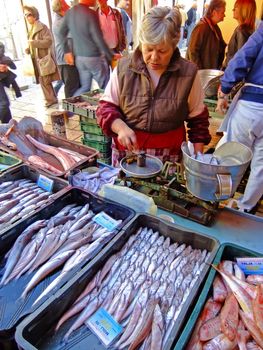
left=63, top=89, right=112, bottom=164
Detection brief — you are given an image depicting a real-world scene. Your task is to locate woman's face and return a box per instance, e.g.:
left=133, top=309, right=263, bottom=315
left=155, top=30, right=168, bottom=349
left=232, top=3, right=239, bottom=21
left=141, top=42, right=174, bottom=74
left=24, top=12, right=36, bottom=25
left=211, top=6, right=226, bottom=24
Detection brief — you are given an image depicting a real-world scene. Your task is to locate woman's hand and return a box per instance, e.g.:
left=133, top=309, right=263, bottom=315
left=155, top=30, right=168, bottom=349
left=193, top=142, right=204, bottom=154
left=216, top=98, right=228, bottom=114
left=111, top=119, right=138, bottom=151
left=25, top=48, right=30, bottom=55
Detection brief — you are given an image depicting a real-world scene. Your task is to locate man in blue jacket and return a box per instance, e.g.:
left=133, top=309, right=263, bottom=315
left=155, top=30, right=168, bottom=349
left=217, top=22, right=263, bottom=214
left=58, top=0, right=113, bottom=96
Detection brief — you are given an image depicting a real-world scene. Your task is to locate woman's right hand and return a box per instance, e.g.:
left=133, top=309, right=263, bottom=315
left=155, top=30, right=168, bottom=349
left=25, top=48, right=30, bottom=55
left=117, top=125, right=138, bottom=151
left=111, top=119, right=138, bottom=151
left=216, top=98, right=228, bottom=115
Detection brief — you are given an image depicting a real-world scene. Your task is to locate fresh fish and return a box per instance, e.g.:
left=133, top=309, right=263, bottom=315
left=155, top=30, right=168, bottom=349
left=55, top=293, right=92, bottom=332
left=0, top=220, right=46, bottom=285
left=199, top=316, right=221, bottom=342
left=252, top=284, right=263, bottom=335
left=150, top=304, right=164, bottom=350
left=26, top=135, right=76, bottom=171
left=212, top=264, right=254, bottom=317
left=0, top=198, right=19, bottom=215
left=247, top=275, right=263, bottom=285
left=186, top=298, right=222, bottom=350
left=28, top=155, right=63, bottom=176
left=203, top=333, right=237, bottom=350
left=0, top=192, right=13, bottom=202
left=21, top=250, right=74, bottom=299
left=220, top=293, right=239, bottom=341
left=122, top=299, right=157, bottom=350
left=234, top=263, right=246, bottom=281
left=213, top=275, right=228, bottom=303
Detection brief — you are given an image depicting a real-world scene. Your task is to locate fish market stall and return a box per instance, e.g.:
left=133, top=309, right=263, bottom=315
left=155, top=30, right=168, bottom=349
left=15, top=214, right=219, bottom=350
left=0, top=187, right=134, bottom=347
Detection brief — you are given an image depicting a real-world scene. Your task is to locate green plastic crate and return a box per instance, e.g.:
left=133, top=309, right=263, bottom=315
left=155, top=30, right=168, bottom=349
left=174, top=243, right=263, bottom=350
left=81, top=138, right=111, bottom=153
left=81, top=89, right=104, bottom=105
left=62, top=96, right=97, bottom=118
left=0, top=151, right=22, bottom=173
left=80, top=122, right=104, bottom=135
left=83, top=132, right=110, bottom=142
left=80, top=115, right=98, bottom=124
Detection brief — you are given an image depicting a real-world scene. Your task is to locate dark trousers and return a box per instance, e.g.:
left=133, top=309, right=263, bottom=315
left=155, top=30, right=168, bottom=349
left=58, top=64, right=80, bottom=98
left=0, top=82, right=12, bottom=123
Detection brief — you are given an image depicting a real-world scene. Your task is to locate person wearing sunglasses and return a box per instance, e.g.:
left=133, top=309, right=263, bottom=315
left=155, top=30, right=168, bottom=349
left=23, top=5, right=60, bottom=108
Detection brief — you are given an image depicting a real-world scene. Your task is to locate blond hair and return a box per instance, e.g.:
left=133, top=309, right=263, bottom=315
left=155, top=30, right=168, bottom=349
left=235, top=0, right=256, bottom=31
left=139, top=6, right=181, bottom=48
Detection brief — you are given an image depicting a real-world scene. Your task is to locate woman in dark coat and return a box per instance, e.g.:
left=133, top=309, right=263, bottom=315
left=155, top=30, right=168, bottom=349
left=186, top=0, right=226, bottom=70
left=24, top=5, right=60, bottom=108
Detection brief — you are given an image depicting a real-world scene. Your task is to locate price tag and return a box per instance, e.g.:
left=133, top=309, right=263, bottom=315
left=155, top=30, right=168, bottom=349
left=92, top=211, right=120, bottom=231
left=37, top=174, right=54, bottom=192
left=86, top=308, right=123, bottom=347
left=236, top=257, right=263, bottom=275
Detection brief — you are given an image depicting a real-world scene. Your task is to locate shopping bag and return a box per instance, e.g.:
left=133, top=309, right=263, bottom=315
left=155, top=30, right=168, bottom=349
left=22, top=55, right=35, bottom=77
left=37, top=50, right=56, bottom=77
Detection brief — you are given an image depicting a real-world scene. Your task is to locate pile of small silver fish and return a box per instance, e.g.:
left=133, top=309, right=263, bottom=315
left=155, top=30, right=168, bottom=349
left=187, top=260, right=263, bottom=350
left=55, top=226, right=210, bottom=349
left=0, top=179, right=53, bottom=231
left=0, top=203, right=121, bottom=306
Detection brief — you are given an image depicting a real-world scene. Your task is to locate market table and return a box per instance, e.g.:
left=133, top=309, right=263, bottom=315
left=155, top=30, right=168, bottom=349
left=158, top=207, right=263, bottom=253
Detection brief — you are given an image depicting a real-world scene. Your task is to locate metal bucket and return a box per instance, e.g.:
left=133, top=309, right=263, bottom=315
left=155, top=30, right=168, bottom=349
left=181, top=142, right=253, bottom=201
left=198, top=69, right=224, bottom=97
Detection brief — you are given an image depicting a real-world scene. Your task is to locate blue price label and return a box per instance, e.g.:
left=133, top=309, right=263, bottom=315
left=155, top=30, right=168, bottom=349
left=236, top=257, right=263, bottom=275
left=92, top=211, right=120, bottom=231
left=86, top=308, right=123, bottom=347
left=37, top=174, right=54, bottom=192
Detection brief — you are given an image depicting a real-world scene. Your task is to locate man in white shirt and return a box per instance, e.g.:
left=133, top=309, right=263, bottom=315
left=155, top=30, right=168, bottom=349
left=97, top=0, right=126, bottom=54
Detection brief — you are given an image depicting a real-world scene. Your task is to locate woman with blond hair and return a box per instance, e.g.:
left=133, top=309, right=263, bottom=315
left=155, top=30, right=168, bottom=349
left=96, top=6, right=211, bottom=166
left=224, top=0, right=256, bottom=67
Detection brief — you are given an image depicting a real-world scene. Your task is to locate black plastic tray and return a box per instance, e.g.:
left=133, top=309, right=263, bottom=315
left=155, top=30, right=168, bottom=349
left=15, top=214, right=219, bottom=350
left=0, top=187, right=135, bottom=341
left=174, top=243, right=263, bottom=350
left=0, top=164, right=68, bottom=237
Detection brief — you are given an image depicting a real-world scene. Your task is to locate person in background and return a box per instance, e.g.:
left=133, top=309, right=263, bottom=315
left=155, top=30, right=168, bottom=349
left=186, top=0, right=226, bottom=70
left=96, top=6, right=211, bottom=167
left=58, top=0, right=113, bottom=96
left=0, top=66, right=12, bottom=123
left=116, top=0, right=133, bottom=50
left=216, top=23, right=263, bottom=214
left=97, top=0, right=126, bottom=54
left=223, top=0, right=256, bottom=68
left=178, top=3, right=187, bottom=50
left=185, top=1, right=197, bottom=46
left=24, top=5, right=60, bottom=108
left=0, top=42, right=21, bottom=99
left=52, top=0, right=80, bottom=98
